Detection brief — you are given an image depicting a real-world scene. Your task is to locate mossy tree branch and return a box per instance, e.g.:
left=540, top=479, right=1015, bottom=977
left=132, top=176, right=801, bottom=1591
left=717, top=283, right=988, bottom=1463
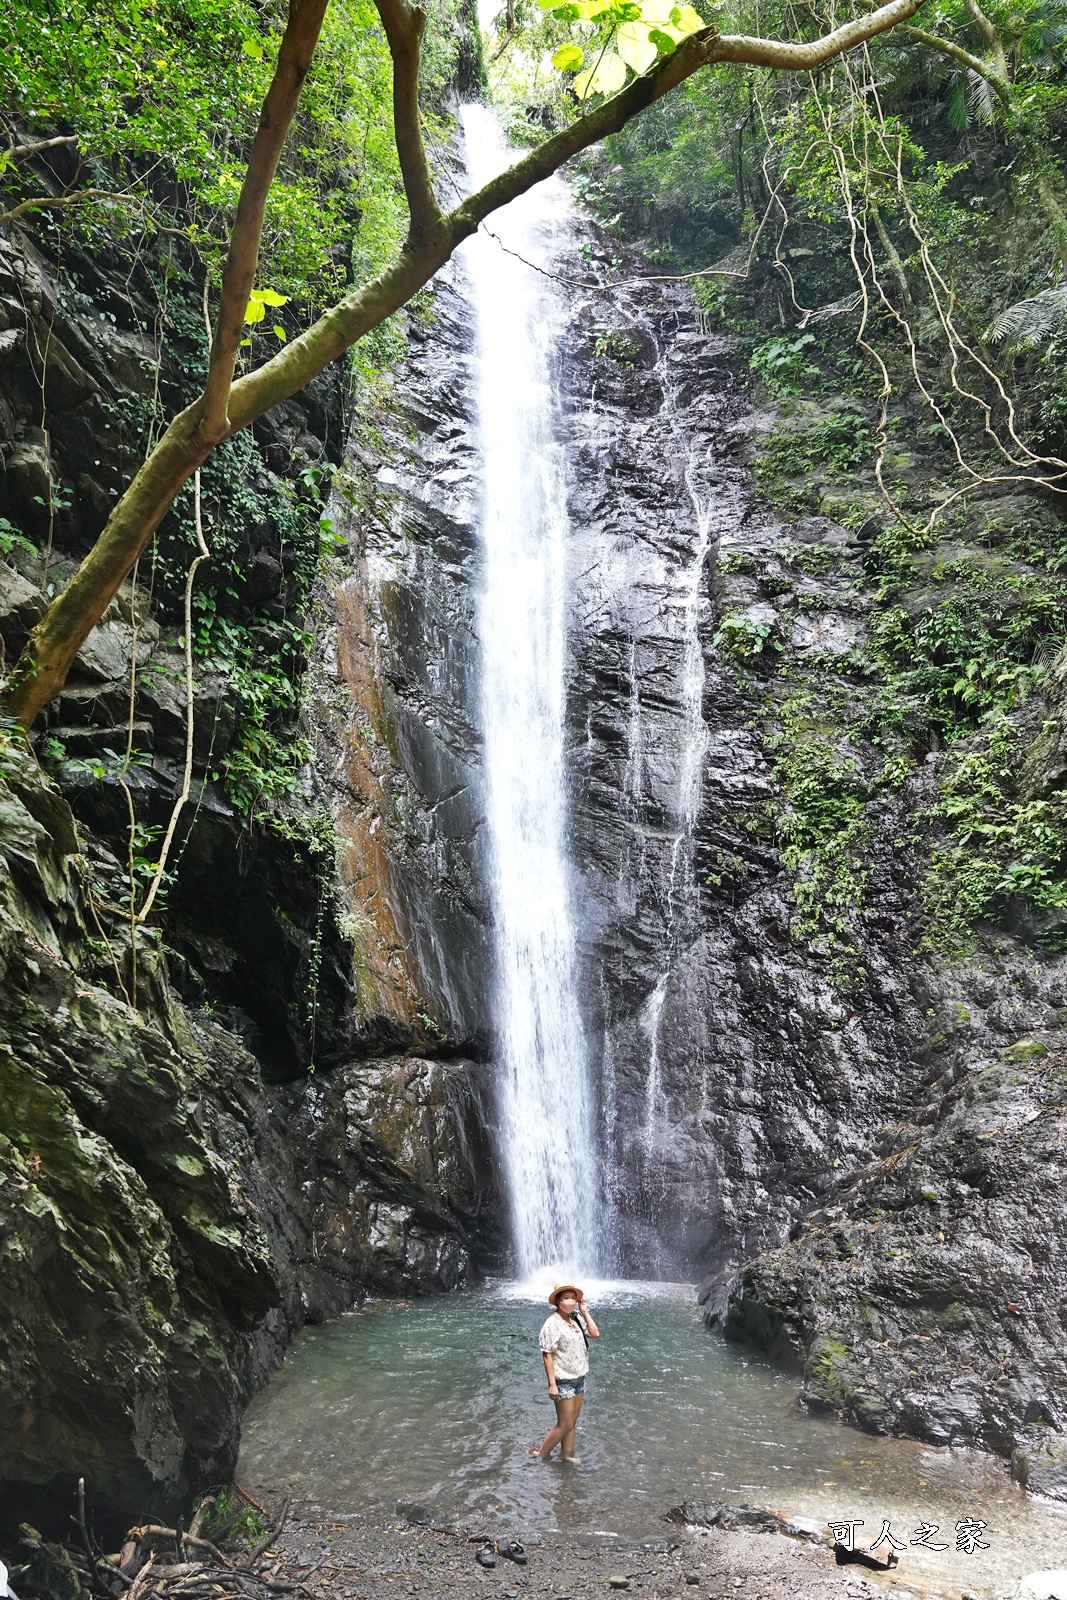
left=1, top=0, right=924, bottom=731
left=198, top=0, right=330, bottom=443
left=375, top=0, right=445, bottom=246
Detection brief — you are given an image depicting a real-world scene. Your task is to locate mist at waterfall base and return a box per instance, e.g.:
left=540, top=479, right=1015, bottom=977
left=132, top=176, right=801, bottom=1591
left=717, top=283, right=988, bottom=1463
left=238, top=1283, right=1067, bottom=1585
left=462, top=102, right=601, bottom=1283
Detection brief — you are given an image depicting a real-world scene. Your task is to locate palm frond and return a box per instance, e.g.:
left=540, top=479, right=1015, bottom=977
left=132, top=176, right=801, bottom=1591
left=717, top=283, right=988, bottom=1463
left=987, top=285, right=1067, bottom=348
left=947, top=80, right=969, bottom=133
left=967, top=69, right=998, bottom=125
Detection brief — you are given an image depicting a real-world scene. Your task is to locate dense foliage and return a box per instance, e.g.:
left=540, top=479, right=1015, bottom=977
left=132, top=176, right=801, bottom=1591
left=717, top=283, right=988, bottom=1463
left=1, top=0, right=473, bottom=826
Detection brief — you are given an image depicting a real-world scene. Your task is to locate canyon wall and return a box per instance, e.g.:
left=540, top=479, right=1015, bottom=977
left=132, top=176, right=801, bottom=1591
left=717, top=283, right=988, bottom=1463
left=4, top=149, right=1067, bottom=1523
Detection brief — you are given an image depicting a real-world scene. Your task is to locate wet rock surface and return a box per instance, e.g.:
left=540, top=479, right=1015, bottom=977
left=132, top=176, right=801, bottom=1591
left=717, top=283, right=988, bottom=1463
left=547, top=224, right=1067, bottom=1468
left=721, top=1031, right=1067, bottom=1464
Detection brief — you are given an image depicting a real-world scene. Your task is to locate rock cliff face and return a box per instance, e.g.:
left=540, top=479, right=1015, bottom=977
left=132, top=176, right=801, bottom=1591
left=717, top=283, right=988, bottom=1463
left=0, top=221, right=495, bottom=1522
left=542, top=224, right=1067, bottom=1476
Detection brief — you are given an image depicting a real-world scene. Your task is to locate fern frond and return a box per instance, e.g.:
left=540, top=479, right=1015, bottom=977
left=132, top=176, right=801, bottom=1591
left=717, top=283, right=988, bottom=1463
left=947, top=79, right=969, bottom=133
left=987, top=285, right=1067, bottom=348
left=968, top=69, right=998, bottom=125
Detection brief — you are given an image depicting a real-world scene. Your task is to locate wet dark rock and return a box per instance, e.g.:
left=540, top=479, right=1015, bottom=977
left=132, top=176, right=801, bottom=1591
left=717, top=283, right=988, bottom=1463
left=0, top=742, right=494, bottom=1516
left=666, top=1502, right=818, bottom=1542
left=719, top=1037, right=1067, bottom=1457
left=1012, top=1435, right=1067, bottom=1501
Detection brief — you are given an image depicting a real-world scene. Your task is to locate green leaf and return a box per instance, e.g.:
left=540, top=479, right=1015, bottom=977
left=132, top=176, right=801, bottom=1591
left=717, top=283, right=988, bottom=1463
left=671, top=1, right=703, bottom=28
left=241, top=37, right=263, bottom=60
left=256, top=287, right=289, bottom=306
left=617, top=21, right=658, bottom=72
left=648, top=26, right=677, bottom=51
left=573, top=49, right=628, bottom=96
left=273, top=323, right=287, bottom=340
left=243, top=296, right=266, bottom=323
left=553, top=42, right=585, bottom=68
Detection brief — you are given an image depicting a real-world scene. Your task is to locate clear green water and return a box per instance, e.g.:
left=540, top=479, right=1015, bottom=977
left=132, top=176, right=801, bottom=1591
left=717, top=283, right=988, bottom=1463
left=238, top=1282, right=1067, bottom=1593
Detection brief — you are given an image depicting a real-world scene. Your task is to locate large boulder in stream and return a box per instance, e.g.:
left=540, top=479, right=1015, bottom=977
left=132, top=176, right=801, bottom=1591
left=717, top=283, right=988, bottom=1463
left=716, top=1033, right=1067, bottom=1467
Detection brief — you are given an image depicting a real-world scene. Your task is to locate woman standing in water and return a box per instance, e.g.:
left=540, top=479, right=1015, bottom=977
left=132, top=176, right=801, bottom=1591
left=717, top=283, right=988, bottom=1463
left=531, top=1283, right=600, bottom=1462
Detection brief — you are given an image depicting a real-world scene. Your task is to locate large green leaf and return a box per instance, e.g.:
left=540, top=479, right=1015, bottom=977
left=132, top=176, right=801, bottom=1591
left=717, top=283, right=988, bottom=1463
left=617, top=21, right=658, bottom=73
left=573, top=48, right=628, bottom=95
left=552, top=42, right=586, bottom=68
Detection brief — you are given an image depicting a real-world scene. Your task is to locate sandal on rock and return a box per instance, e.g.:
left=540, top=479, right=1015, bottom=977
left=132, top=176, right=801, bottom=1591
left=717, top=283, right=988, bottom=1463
left=501, top=1542, right=527, bottom=1566
left=475, top=1547, right=498, bottom=1569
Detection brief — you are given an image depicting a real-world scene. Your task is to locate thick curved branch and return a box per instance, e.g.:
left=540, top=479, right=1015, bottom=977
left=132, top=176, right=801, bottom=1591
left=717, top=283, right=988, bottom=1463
left=714, top=0, right=924, bottom=67
left=373, top=0, right=443, bottom=246
left=198, top=0, right=330, bottom=444
left=4, top=134, right=80, bottom=162
left=964, top=0, right=1008, bottom=79
left=896, top=22, right=1010, bottom=96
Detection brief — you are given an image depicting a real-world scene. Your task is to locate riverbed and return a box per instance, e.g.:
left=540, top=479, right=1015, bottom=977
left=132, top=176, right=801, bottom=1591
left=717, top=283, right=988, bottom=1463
left=238, top=1282, right=1067, bottom=1594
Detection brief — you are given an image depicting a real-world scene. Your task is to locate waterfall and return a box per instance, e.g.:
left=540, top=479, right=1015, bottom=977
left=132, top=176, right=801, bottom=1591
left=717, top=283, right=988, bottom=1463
left=460, top=105, right=600, bottom=1280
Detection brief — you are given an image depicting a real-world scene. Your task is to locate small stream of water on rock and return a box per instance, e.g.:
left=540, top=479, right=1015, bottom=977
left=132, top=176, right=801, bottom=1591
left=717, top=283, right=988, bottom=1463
left=460, top=104, right=600, bottom=1278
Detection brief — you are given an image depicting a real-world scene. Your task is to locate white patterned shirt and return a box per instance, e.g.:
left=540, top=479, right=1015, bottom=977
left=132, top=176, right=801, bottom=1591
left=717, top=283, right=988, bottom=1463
left=538, top=1311, right=589, bottom=1379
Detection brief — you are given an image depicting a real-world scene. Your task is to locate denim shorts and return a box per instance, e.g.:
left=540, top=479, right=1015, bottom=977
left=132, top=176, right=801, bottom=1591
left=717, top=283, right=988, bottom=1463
left=555, top=1374, right=586, bottom=1399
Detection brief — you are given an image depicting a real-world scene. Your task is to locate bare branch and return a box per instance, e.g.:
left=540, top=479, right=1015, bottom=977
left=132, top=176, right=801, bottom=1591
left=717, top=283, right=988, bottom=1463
left=198, top=0, right=330, bottom=444
left=4, top=134, right=80, bottom=161
left=373, top=0, right=444, bottom=245
left=0, top=185, right=191, bottom=231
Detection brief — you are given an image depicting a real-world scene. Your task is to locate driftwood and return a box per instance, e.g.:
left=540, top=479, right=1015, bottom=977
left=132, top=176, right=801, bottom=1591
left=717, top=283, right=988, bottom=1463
left=11, top=1484, right=303, bottom=1600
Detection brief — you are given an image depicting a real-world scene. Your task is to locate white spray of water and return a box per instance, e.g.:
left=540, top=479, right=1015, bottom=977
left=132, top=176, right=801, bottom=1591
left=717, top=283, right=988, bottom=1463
left=460, top=104, right=600, bottom=1280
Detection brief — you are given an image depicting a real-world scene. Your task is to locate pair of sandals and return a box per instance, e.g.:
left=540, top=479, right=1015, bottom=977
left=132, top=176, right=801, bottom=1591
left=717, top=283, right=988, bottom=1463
left=475, top=1539, right=527, bottom=1569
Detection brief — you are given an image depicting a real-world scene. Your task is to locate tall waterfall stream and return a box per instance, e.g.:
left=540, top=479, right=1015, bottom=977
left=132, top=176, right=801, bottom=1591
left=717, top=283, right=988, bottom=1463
left=238, top=116, right=1067, bottom=1584
left=461, top=103, right=599, bottom=1282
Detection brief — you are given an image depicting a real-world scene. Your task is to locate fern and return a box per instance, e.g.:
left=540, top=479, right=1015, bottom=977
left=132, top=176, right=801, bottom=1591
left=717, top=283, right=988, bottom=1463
left=987, top=285, right=1067, bottom=347
left=968, top=69, right=998, bottom=125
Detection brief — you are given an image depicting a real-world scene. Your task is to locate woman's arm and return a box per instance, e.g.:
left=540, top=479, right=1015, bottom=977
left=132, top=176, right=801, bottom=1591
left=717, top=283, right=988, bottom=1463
left=579, top=1299, right=600, bottom=1338
left=542, top=1350, right=558, bottom=1396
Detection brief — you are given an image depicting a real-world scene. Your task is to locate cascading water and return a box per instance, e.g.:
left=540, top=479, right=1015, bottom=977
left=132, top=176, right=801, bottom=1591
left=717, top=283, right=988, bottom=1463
left=459, top=104, right=600, bottom=1280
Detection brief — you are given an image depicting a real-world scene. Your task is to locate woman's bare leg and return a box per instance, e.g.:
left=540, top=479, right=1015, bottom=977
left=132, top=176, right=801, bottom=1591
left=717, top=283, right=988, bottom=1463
left=534, top=1396, right=581, bottom=1458
left=561, top=1393, right=584, bottom=1459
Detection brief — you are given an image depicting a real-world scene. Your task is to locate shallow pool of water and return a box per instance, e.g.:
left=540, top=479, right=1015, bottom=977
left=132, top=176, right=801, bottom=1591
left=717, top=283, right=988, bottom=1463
left=238, top=1282, right=1067, bottom=1593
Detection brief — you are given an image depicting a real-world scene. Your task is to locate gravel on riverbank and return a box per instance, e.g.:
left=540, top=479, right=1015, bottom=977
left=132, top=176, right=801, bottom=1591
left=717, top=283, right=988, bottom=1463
left=265, top=1499, right=931, bottom=1600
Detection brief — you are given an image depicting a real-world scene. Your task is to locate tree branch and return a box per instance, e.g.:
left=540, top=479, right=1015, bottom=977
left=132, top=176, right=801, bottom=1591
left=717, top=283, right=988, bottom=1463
left=4, top=134, right=80, bottom=161
left=0, top=185, right=191, bottom=231
left=0, top=0, right=925, bottom=729
left=713, top=0, right=925, bottom=68
left=197, top=0, right=330, bottom=444
left=372, top=0, right=444, bottom=246
left=964, top=0, right=1008, bottom=79
left=490, top=0, right=517, bottom=62
left=896, top=22, right=1010, bottom=95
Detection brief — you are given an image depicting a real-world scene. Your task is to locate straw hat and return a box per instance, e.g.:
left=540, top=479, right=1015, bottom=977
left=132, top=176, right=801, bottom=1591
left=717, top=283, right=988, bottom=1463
left=548, top=1282, right=583, bottom=1305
